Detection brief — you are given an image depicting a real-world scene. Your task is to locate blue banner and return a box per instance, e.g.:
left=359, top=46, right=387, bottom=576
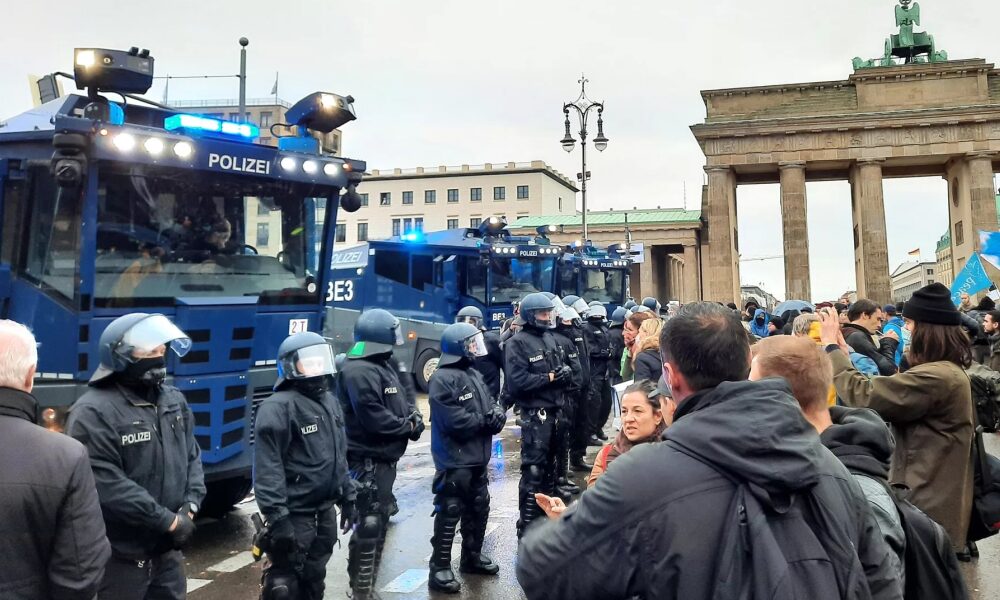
left=951, top=252, right=993, bottom=306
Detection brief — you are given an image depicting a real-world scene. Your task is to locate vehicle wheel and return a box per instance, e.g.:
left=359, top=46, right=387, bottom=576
left=415, top=349, right=440, bottom=393
left=199, top=476, right=254, bottom=518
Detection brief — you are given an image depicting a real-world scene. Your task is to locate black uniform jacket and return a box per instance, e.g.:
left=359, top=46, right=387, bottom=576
left=429, top=365, right=496, bottom=470
left=583, top=321, right=612, bottom=378
left=504, top=325, right=566, bottom=410
left=67, top=382, right=206, bottom=560
left=338, top=354, right=413, bottom=462
left=254, top=387, right=353, bottom=523
left=473, top=330, right=504, bottom=400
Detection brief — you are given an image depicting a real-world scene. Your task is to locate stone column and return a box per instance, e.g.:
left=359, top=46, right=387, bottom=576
left=968, top=152, right=999, bottom=251
left=779, top=161, right=811, bottom=301
left=849, top=159, right=891, bottom=302
left=682, top=244, right=700, bottom=303
left=639, top=251, right=653, bottom=302
left=703, top=166, right=741, bottom=303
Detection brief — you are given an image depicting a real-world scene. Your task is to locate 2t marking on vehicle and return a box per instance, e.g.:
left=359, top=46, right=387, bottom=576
left=121, top=431, right=152, bottom=446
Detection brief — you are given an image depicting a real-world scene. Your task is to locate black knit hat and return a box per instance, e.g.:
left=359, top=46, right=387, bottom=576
left=903, top=283, right=961, bottom=326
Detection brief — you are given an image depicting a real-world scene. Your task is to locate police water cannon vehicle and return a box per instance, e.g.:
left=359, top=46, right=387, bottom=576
left=0, top=46, right=365, bottom=514
left=552, top=235, right=631, bottom=313
left=325, top=216, right=561, bottom=391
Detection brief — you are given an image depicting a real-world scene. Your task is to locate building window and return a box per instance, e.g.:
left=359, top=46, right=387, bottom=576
left=494, top=186, right=505, bottom=201
left=392, top=219, right=401, bottom=237
left=470, top=187, right=482, bottom=202
left=380, top=192, right=391, bottom=206
left=415, top=217, right=424, bottom=232
left=402, top=191, right=413, bottom=205
left=357, top=222, right=368, bottom=241
left=424, top=190, right=436, bottom=204
left=447, top=218, right=459, bottom=229
left=558, top=197, right=562, bottom=211
left=470, top=217, right=482, bottom=228
left=257, top=199, right=270, bottom=215
left=926, top=269, right=933, bottom=276
left=517, top=185, right=529, bottom=199
left=260, top=112, right=273, bottom=128
left=955, top=221, right=965, bottom=246
left=360, top=193, right=369, bottom=207
left=256, top=223, right=270, bottom=247
left=447, top=189, right=459, bottom=203
left=403, top=218, right=413, bottom=234
left=335, top=224, right=346, bottom=243
left=928, top=279, right=935, bottom=283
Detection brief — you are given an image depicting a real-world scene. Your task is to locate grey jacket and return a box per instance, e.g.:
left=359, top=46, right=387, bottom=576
left=67, top=382, right=206, bottom=560
left=517, top=379, right=902, bottom=600
left=0, top=387, right=110, bottom=600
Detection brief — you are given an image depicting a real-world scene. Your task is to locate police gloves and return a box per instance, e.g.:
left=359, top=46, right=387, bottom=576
left=269, top=517, right=297, bottom=557
left=169, top=510, right=196, bottom=549
left=339, top=501, right=358, bottom=534
left=552, top=365, right=573, bottom=384
left=485, top=405, right=507, bottom=434
left=408, top=411, right=425, bottom=441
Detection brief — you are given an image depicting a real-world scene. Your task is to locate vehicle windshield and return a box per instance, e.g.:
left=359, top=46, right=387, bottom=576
left=581, top=267, right=627, bottom=304
left=94, top=163, right=336, bottom=307
left=488, top=257, right=555, bottom=304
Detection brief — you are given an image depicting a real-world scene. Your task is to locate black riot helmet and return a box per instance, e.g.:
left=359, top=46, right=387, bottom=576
left=642, top=297, right=661, bottom=313
left=438, top=322, right=488, bottom=368
left=456, top=306, right=486, bottom=330
left=91, top=313, right=191, bottom=385
left=623, top=300, right=637, bottom=311
left=350, top=308, right=404, bottom=359
left=274, top=332, right=335, bottom=391
left=520, top=292, right=557, bottom=330
left=610, top=307, right=628, bottom=326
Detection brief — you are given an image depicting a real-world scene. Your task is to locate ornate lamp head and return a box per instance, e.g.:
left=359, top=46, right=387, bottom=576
left=899, top=0, right=912, bottom=8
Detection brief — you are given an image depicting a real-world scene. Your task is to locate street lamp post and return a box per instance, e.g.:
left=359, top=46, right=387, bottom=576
left=561, top=74, right=608, bottom=240
left=238, top=37, right=249, bottom=123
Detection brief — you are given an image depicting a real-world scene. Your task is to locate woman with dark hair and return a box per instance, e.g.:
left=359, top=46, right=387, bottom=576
left=586, top=379, right=669, bottom=487
left=819, top=282, right=974, bottom=558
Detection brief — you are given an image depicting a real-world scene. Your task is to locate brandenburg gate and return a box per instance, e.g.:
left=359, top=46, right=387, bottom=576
left=691, top=1, right=1000, bottom=303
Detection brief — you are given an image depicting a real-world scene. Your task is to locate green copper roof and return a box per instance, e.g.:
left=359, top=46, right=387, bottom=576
left=509, top=208, right=701, bottom=229
left=936, top=195, right=1000, bottom=253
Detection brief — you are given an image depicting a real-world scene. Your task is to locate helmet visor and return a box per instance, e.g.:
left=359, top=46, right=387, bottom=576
left=117, top=315, right=192, bottom=362
left=456, top=315, right=483, bottom=329
left=281, top=343, right=336, bottom=379
left=466, top=332, right=489, bottom=358
left=393, top=323, right=405, bottom=346
left=530, top=308, right=557, bottom=329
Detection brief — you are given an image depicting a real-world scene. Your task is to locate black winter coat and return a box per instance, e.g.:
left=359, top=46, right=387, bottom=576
left=552, top=327, right=585, bottom=395
left=517, top=378, right=902, bottom=600
left=504, top=325, right=568, bottom=410
left=583, top=321, right=612, bottom=378
left=632, top=348, right=662, bottom=383
left=67, top=382, right=206, bottom=560
left=429, top=364, right=497, bottom=470
left=565, top=324, right=590, bottom=383
left=843, top=323, right=899, bottom=376
left=253, top=386, right=353, bottom=523
left=0, top=388, right=110, bottom=600
left=338, top=354, right=414, bottom=462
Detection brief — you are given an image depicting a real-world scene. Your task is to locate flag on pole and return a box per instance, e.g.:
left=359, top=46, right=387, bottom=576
left=270, top=72, right=278, bottom=97
left=161, top=76, right=170, bottom=105
left=907, top=248, right=920, bottom=257
left=950, top=252, right=993, bottom=306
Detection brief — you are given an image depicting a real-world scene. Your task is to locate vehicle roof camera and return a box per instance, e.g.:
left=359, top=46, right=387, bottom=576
left=284, top=92, right=357, bottom=134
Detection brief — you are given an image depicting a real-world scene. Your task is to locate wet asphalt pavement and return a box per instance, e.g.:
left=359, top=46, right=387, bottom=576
left=183, top=396, right=1000, bottom=599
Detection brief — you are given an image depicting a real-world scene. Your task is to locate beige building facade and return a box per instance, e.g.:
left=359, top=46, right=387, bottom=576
left=692, top=59, right=1000, bottom=305
left=891, top=261, right=937, bottom=304
left=343, top=161, right=578, bottom=246
left=168, top=97, right=342, bottom=156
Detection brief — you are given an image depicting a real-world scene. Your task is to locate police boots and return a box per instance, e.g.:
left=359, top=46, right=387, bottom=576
left=555, top=450, right=581, bottom=498
left=460, top=514, right=500, bottom=577
left=428, top=512, right=461, bottom=594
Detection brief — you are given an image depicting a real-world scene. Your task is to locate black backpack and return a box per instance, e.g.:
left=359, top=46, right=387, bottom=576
left=881, top=483, right=968, bottom=600
left=967, top=364, right=1000, bottom=433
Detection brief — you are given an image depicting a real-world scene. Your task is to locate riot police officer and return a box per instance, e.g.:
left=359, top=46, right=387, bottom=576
left=583, top=305, right=612, bottom=442
left=641, top=296, right=662, bottom=315
left=563, top=295, right=590, bottom=320
left=562, top=297, right=593, bottom=471
left=338, top=309, right=424, bottom=599
left=504, top=293, right=573, bottom=536
left=254, top=332, right=355, bottom=600
left=551, top=307, right=585, bottom=499
left=66, top=314, right=204, bottom=600
left=427, top=323, right=506, bottom=593
left=455, top=306, right=504, bottom=401
left=608, top=307, right=627, bottom=385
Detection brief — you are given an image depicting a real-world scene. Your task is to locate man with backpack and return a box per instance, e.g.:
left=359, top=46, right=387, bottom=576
left=517, top=302, right=901, bottom=600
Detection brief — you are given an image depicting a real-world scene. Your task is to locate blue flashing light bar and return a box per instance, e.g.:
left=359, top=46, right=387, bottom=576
left=164, top=114, right=259, bottom=140
left=401, top=231, right=425, bottom=242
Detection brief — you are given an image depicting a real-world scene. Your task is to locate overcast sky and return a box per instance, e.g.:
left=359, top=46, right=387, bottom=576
left=1, top=0, right=996, bottom=301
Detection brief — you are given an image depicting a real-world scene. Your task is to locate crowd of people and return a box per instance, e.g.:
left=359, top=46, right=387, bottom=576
left=0, top=280, right=992, bottom=599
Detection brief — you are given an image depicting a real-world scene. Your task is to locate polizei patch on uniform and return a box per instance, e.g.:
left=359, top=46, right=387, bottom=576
left=528, top=355, right=544, bottom=363
left=384, top=386, right=398, bottom=394
left=458, top=392, right=474, bottom=402
left=300, top=424, right=319, bottom=435
left=121, top=431, right=152, bottom=446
